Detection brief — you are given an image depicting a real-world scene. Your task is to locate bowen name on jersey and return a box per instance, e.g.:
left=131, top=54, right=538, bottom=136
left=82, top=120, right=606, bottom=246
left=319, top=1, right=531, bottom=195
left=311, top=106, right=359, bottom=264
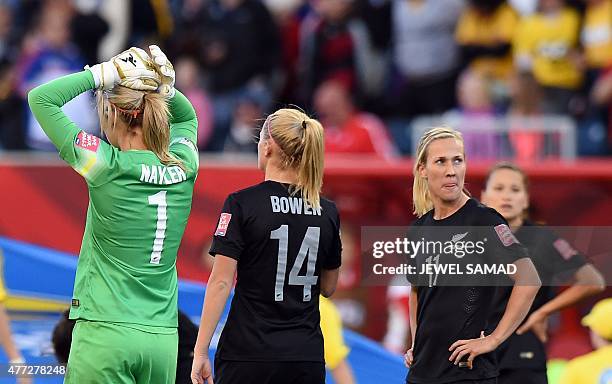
left=270, top=195, right=322, bottom=216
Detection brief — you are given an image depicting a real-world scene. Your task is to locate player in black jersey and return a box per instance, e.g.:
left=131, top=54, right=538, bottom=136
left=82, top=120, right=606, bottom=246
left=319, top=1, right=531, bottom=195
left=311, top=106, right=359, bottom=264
left=190, top=108, right=342, bottom=384
left=404, top=127, right=541, bottom=384
left=481, top=163, right=606, bottom=384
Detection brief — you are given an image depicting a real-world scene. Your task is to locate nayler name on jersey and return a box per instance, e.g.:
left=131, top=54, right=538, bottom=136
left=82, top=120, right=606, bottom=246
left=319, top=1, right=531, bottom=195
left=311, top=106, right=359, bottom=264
left=140, top=164, right=187, bottom=185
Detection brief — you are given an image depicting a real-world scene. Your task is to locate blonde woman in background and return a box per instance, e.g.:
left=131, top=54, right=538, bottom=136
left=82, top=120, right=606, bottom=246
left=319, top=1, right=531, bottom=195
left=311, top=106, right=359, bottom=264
left=404, top=127, right=541, bottom=384
left=191, top=109, right=342, bottom=384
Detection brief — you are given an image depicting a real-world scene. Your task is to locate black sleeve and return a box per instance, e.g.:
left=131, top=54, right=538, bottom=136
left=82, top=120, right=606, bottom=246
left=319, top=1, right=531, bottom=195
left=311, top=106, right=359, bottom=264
left=546, top=232, right=587, bottom=279
left=478, top=208, right=530, bottom=265
left=323, top=207, right=342, bottom=270
left=209, top=194, right=245, bottom=261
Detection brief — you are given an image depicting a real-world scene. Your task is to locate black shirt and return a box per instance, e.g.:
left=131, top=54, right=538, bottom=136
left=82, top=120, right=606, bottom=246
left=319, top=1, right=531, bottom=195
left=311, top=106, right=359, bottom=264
left=406, top=198, right=529, bottom=384
left=494, top=220, right=587, bottom=370
left=210, top=181, right=342, bottom=362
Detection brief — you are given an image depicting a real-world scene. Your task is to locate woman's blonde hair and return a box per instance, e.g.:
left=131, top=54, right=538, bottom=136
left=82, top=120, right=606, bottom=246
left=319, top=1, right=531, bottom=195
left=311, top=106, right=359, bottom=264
left=413, top=126, right=467, bottom=217
left=96, top=86, right=184, bottom=170
left=262, top=108, right=324, bottom=209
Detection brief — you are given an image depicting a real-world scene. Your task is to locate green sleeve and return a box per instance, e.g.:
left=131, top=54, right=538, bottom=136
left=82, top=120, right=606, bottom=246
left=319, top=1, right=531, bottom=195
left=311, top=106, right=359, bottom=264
left=168, top=89, right=199, bottom=173
left=169, top=89, right=198, bottom=144
left=27, top=70, right=96, bottom=151
left=28, top=70, right=119, bottom=186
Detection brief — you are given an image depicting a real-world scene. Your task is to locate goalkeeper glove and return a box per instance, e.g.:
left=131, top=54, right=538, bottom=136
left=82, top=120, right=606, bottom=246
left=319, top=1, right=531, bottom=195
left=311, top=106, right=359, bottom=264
left=86, top=47, right=161, bottom=91
left=149, top=44, right=176, bottom=98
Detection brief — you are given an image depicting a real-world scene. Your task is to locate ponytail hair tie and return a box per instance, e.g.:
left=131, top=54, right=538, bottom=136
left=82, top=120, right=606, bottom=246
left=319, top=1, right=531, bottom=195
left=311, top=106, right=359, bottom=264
left=114, top=104, right=142, bottom=118
left=302, top=120, right=307, bottom=130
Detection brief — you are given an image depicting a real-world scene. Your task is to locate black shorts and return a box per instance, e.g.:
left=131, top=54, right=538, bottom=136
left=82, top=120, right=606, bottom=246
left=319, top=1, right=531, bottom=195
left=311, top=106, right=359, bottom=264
left=498, top=369, right=547, bottom=384
left=214, top=359, right=325, bottom=384
left=449, top=379, right=498, bottom=384
left=407, top=377, right=498, bottom=384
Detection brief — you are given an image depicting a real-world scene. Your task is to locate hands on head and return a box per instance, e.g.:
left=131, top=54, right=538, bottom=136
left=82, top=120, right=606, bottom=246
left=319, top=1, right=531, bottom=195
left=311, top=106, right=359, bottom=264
left=86, top=45, right=175, bottom=98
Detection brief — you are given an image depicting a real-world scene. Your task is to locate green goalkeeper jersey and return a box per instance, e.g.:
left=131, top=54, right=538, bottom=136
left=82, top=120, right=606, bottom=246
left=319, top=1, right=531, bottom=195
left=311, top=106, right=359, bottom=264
left=28, top=71, right=198, bottom=328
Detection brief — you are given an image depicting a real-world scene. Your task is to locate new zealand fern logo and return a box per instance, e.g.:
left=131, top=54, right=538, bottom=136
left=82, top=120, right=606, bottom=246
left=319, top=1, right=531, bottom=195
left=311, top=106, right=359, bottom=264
left=451, top=232, right=468, bottom=243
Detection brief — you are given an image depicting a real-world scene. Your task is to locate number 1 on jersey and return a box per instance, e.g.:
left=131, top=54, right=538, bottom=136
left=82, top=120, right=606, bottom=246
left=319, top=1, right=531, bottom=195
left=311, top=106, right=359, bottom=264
left=148, top=191, right=167, bottom=264
left=271, top=225, right=320, bottom=302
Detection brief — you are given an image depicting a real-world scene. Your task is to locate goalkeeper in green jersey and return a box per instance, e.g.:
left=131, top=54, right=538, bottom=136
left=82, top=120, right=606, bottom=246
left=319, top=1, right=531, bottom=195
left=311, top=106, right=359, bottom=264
left=28, top=45, right=198, bottom=384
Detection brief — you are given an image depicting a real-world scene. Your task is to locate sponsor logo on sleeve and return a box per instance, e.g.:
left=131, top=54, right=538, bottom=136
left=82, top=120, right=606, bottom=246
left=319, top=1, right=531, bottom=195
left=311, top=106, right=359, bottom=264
left=75, top=131, right=100, bottom=152
left=494, top=224, right=519, bottom=247
left=553, top=239, right=578, bottom=260
left=215, top=213, right=232, bottom=236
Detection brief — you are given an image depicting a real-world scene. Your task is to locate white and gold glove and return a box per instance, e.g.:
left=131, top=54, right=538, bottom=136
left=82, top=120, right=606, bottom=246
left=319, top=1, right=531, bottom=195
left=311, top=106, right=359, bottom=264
left=149, top=44, right=176, bottom=98
left=86, top=47, right=161, bottom=91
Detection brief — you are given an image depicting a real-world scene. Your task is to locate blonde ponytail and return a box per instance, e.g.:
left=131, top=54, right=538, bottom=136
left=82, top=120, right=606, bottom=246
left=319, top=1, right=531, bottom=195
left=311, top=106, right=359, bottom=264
left=97, top=86, right=184, bottom=171
left=141, top=92, right=184, bottom=170
left=413, top=126, right=465, bottom=217
left=297, top=118, right=324, bottom=209
left=264, top=108, right=324, bottom=209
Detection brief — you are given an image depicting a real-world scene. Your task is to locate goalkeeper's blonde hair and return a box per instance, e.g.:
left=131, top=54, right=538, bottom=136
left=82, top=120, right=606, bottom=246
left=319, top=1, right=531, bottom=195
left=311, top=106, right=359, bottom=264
left=262, top=108, right=324, bottom=209
left=413, top=126, right=468, bottom=217
left=96, top=86, right=184, bottom=170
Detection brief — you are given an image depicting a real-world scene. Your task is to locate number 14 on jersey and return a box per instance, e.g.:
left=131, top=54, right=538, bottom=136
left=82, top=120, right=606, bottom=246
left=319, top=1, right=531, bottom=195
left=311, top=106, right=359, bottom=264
left=270, top=225, right=320, bottom=302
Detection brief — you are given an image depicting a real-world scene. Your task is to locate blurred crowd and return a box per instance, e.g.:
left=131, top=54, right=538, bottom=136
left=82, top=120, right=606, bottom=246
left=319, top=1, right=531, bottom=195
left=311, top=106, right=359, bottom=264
left=0, top=0, right=611, bottom=157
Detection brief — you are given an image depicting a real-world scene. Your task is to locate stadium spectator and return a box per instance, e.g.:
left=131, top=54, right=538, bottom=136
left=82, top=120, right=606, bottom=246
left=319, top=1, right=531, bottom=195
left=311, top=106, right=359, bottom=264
left=0, top=3, right=18, bottom=64
left=559, top=298, right=612, bottom=384
left=507, top=72, right=547, bottom=160
left=223, top=91, right=265, bottom=153
left=452, top=69, right=499, bottom=159
left=320, top=296, right=356, bottom=384
left=481, top=162, right=606, bottom=384
left=0, top=62, right=24, bottom=150
left=189, top=0, right=281, bottom=152
left=387, top=0, right=464, bottom=118
left=404, top=127, right=540, bottom=384
left=513, top=0, right=583, bottom=114
left=264, top=0, right=305, bottom=104
left=52, top=309, right=199, bottom=384
left=0, top=4, right=25, bottom=149
left=578, top=0, right=612, bottom=155
left=17, top=2, right=96, bottom=150
left=455, top=0, right=519, bottom=106
left=175, top=56, right=214, bottom=150
left=70, top=0, right=109, bottom=64
left=313, top=80, right=397, bottom=159
left=129, top=0, right=174, bottom=44
left=591, top=65, right=612, bottom=151
left=299, top=0, right=357, bottom=105
left=581, top=0, right=612, bottom=80
left=264, top=0, right=310, bottom=104
left=97, top=0, right=129, bottom=60
left=299, top=0, right=387, bottom=107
